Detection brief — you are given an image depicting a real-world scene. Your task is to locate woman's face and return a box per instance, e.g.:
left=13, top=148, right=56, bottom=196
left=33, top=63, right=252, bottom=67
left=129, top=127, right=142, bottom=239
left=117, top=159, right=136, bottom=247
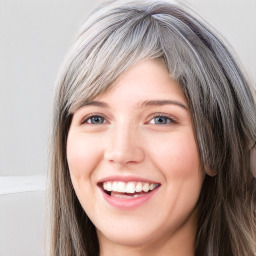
left=67, top=59, right=204, bottom=251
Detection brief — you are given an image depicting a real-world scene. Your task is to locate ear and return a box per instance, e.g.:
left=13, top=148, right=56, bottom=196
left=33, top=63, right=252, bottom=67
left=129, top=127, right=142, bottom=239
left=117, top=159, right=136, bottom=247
left=205, top=165, right=217, bottom=177
left=250, top=144, right=256, bottom=178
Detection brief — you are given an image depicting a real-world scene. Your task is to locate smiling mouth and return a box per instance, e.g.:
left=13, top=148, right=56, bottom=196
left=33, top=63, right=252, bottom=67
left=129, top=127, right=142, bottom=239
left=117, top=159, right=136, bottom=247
left=99, top=181, right=160, bottom=199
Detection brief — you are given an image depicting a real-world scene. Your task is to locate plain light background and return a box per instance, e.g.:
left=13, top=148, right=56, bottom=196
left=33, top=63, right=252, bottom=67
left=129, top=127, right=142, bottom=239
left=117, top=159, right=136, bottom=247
left=0, top=0, right=255, bottom=255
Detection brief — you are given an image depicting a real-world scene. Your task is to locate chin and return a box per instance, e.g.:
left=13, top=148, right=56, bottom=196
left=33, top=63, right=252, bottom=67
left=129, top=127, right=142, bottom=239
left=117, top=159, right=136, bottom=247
left=98, top=229, right=156, bottom=247
left=96, top=217, right=170, bottom=248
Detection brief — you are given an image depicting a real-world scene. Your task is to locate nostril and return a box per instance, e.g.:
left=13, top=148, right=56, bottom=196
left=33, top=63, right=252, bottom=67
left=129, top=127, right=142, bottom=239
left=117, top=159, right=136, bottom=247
left=103, top=140, right=145, bottom=165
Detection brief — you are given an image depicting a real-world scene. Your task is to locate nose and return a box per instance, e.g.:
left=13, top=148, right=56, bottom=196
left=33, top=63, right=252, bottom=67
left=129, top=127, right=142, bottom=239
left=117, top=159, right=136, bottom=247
left=104, top=124, right=145, bottom=166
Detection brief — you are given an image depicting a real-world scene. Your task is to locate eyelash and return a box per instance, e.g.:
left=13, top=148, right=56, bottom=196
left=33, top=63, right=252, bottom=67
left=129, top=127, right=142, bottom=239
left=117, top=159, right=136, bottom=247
left=149, top=113, right=177, bottom=125
left=81, top=114, right=107, bottom=125
left=81, top=113, right=177, bottom=125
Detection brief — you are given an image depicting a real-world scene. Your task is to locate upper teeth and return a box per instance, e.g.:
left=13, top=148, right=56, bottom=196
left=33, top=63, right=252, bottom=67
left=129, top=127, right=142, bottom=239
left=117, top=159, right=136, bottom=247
left=102, top=181, right=158, bottom=193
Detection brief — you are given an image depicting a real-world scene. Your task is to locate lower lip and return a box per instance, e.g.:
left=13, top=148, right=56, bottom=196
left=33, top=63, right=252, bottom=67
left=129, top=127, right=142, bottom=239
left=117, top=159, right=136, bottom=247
left=101, top=187, right=160, bottom=210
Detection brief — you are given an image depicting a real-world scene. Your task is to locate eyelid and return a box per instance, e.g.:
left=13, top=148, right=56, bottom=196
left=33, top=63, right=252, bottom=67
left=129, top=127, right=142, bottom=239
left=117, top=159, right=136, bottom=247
left=147, top=113, right=178, bottom=124
left=79, top=112, right=178, bottom=125
left=81, top=113, right=108, bottom=125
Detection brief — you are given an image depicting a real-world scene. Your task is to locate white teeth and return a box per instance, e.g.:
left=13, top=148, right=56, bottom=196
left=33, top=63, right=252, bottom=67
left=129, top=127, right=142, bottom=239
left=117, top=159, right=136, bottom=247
left=117, top=182, right=126, bottom=193
left=112, top=193, right=142, bottom=199
left=102, top=181, right=159, bottom=193
left=106, top=181, right=112, bottom=191
left=125, top=182, right=136, bottom=193
left=142, top=183, right=149, bottom=192
left=135, top=182, right=142, bottom=192
left=112, top=181, right=118, bottom=192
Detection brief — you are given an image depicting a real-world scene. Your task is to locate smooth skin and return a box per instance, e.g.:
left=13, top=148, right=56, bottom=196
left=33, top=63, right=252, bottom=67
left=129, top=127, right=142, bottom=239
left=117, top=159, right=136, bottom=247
left=67, top=59, right=204, bottom=256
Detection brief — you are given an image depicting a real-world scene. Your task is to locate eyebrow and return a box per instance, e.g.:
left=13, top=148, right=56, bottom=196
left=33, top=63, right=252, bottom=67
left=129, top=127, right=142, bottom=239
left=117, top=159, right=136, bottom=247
left=140, top=100, right=188, bottom=110
left=81, top=101, right=109, bottom=108
left=80, top=99, right=188, bottom=110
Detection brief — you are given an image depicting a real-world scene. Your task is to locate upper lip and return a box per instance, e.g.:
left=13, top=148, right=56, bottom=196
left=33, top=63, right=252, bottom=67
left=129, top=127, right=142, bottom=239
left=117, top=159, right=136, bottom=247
left=97, top=175, right=161, bottom=185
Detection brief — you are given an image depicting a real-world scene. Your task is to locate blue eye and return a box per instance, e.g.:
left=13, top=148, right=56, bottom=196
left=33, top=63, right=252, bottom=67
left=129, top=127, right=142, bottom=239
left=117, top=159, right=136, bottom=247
left=86, top=116, right=106, bottom=124
left=150, top=115, right=173, bottom=125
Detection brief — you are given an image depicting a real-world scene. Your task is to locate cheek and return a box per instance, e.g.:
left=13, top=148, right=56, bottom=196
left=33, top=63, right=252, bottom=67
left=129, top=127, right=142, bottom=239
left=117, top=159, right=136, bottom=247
left=149, top=131, right=200, bottom=178
left=66, top=133, right=102, bottom=180
left=150, top=132, right=202, bottom=220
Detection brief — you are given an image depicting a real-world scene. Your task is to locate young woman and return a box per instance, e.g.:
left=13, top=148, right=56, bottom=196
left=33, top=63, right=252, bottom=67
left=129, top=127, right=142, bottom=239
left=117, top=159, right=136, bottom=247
left=47, top=0, right=256, bottom=255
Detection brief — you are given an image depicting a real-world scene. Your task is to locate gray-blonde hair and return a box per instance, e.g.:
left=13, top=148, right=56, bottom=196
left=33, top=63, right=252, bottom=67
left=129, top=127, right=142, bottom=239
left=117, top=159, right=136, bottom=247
left=47, top=0, right=256, bottom=255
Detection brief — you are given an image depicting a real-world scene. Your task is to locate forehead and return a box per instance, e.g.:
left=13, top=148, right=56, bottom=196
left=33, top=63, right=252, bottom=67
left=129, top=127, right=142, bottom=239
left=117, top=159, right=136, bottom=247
left=68, top=54, right=190, bottom=115
left=80, top=59, right=188, bottom=110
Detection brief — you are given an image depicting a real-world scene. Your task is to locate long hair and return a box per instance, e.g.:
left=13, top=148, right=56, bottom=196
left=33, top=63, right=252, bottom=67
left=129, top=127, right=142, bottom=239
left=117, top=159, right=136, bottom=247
left=47, top=1, right=256, bottom=255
